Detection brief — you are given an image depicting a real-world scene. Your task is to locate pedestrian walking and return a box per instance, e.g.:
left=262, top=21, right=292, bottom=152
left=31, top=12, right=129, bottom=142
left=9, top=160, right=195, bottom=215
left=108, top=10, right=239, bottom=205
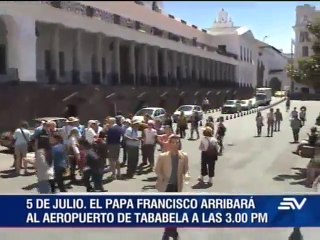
left=255, top=111, right=264, bottom=137
left=155, top=134, right=189, bottom=240
left=216, top=117, right=226, bottom=155
left=291, top=116, right=302, bottom=143
left=198, top=127, right=218, bottom=184
left=177, top=111, right=187, bottom=138
left=124, top=119, right=141, bottom=178
left=34, top=121, right=56, bottom=194
left=266, top=108, right=275, bottom=137
left=141, top=120, right=157, bottom=169
left=316, top=112, right=320, bottom=126
left=51, top=134, right=67, bottom=193
left=205, top=116, right=215, bottom=132
left=286, top=97, right=291, bottom=112
left=190, top=111, right=200, bottom=140
left=67, top=128, right=81, bottom=182
left=12, top=121, right=31, bottom=175
left=202, top=97, right=210, bottom=113
left=291, top=107, right=298, bottom=119
left=106, top=117, right=123, bottom=179
left=81, top=140, right=105, bottom=192
left=163, top=113, right=173, bottom=131
left=274, top=108, right=283, bottom=132
left=299, top=106, right=307, bottom=126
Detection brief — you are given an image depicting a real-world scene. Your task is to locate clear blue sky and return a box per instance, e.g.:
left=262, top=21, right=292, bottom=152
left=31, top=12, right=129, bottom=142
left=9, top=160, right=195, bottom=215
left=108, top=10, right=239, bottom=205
left=163, top=1, right=320, bottom=53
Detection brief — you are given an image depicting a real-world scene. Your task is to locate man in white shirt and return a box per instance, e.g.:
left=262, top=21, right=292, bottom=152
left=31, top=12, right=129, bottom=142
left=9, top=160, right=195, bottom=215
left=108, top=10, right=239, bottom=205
left=60, top=117, right=78, bottom=145
left=13, top=121, right=31, bottom=175
left=85, top=120, right=98, bottom=145
left=124, top=120, right=141, bottom=178
left=141, top=120, right=157, bottom=168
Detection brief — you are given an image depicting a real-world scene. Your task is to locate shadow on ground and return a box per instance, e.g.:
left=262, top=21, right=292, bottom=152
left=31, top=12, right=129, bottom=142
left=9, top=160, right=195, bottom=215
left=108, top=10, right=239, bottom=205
left=272, top=167, right=306, bottom=186
left=191, top=182, right=213, bottom=189
left=0, top=149, right=13, bottom=155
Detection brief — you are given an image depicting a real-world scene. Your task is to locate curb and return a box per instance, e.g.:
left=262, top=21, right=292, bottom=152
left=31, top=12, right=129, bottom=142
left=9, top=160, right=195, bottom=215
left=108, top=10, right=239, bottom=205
left=216, top=98, right=286, bottom=122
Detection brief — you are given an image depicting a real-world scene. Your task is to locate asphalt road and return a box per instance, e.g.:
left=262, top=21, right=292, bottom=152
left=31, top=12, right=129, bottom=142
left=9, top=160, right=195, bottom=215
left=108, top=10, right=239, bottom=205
left=0, top=97, right=319, bottom=239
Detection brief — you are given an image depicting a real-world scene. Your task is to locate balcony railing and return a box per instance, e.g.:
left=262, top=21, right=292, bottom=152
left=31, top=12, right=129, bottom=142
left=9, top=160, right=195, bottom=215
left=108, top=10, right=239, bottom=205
left=40, top=1, right=238, bottom=60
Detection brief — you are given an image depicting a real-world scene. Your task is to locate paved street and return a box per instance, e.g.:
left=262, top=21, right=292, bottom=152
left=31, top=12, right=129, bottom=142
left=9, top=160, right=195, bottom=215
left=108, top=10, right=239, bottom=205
left=0, top=97, right=319, bottom=239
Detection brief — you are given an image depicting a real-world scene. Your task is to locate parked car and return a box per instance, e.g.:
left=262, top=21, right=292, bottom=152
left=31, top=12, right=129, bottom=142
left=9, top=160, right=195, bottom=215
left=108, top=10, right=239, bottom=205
left=0, top=117, right=67, bottom=151
left=274, top=91, right=286, bottom=97
left=240, top=99, right=253, bottom=111
left=222, top=100, right=242, bottom=114
left=172, top=105, right=204, bottom=123
left=132, top=107, right=166, bottom=123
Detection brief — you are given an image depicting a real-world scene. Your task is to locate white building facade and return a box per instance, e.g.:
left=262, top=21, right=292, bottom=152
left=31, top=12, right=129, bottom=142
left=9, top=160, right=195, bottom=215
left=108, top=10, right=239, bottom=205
left=207, top=9, right=289, bottom=91
left=0, top=1, right=239, bottom=88
left=292, top=4, right=320, bottom=93
left=256, top=41, right=290, bottom=90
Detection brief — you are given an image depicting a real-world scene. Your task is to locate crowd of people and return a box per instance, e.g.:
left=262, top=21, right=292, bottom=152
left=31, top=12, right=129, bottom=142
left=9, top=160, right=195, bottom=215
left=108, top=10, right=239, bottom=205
left=10, top=108, right=226, bottom=196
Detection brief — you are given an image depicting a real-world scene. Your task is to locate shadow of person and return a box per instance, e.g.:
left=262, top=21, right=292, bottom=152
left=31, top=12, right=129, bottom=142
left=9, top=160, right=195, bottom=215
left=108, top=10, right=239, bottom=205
left=288, top=227, right=303, bottom=240
left=0, top=169, right=19, bottom=179
left=191, top=181, right=213, bottom=189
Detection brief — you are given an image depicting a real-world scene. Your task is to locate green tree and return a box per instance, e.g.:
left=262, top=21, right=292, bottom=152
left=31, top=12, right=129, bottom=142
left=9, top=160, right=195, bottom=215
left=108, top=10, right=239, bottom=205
left=287, top=19, right=320, bottom=90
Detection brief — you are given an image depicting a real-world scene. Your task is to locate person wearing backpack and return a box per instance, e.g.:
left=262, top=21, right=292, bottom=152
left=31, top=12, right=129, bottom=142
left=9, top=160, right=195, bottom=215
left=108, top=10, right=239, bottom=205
left=198, top=127, right=218, bottom=184
left=13, top=121, right=31, bottom=175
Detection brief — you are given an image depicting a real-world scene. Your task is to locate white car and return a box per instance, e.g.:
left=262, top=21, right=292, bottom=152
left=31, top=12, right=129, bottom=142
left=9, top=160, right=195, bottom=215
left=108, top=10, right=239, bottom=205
left=172, top=105, right=203, bottom=123
left=132, top=107, right=166, bottom=123
left=240, top=99, right=253, bottom=111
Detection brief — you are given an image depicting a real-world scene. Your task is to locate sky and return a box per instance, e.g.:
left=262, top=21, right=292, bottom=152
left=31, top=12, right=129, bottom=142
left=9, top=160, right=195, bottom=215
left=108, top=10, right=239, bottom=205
left=163, top=1, right=320, bottom=53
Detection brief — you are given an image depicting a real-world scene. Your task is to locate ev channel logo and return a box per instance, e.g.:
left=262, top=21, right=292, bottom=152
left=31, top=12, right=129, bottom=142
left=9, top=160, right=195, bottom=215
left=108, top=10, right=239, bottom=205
left=277, top=197, right=307, bottom=210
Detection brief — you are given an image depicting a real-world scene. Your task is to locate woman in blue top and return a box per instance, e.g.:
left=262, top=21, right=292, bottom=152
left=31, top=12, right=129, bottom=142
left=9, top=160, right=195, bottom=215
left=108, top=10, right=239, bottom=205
left=51, top=134, right=67, bottom=192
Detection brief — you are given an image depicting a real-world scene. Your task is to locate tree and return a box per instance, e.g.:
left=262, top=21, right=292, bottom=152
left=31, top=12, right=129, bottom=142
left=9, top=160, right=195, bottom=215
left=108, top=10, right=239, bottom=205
left=287, top=19, right=320, bottom=90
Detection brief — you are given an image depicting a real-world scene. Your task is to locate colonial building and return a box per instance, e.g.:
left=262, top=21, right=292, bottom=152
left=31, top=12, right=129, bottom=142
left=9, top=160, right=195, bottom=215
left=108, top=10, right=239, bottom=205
left=0, top=1, right=253, bottom=130
left=292, top=4, right=320, bottom=93
left=207, top=9, right=289, bottom=92
left=256, top=40, right=290, bottom=91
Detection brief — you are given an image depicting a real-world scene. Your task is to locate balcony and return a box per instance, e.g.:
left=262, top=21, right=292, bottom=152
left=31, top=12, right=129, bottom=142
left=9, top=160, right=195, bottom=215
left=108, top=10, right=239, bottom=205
left=40, top=1, right=238, bottom=61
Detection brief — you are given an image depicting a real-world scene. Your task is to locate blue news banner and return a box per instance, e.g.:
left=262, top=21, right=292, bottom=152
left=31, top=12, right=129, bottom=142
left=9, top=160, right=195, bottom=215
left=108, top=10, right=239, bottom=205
left=0, top=194, right=319, bottom=228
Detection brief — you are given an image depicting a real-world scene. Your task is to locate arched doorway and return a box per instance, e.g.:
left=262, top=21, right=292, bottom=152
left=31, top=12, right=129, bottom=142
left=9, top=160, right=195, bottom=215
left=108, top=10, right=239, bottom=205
left=0, top=15, right=19, bottom=82
left=269, top=77, right=281, bottom=93
left=0, top=17, right=8, bottom=80
left=64, top=104, right=78, bottom=118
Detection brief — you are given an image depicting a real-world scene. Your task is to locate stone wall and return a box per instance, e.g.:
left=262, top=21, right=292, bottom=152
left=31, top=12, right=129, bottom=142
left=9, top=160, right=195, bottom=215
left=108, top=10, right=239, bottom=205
left=0, top=83, right=253, bottom=131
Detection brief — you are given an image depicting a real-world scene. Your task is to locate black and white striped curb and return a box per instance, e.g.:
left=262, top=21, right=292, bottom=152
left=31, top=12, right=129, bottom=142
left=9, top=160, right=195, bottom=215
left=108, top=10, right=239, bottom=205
left=215, top=98, right=286, bottom=122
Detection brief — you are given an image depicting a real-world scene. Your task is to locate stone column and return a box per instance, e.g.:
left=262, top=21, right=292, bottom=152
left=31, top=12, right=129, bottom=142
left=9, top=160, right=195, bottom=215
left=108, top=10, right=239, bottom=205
left=112, top=38, right=120, bottom=85
left=73, top=29, right=83, bottom=84
left=50, top=25, right=60, bottom=84
left=140, top=44, right=148, bottom=85
left=150, top=47, right=159, bottom=86
left=172, top=51, right=177, bottom=86
left=161, top=49, right=168, bottom=86
left=194, top=56, right=199, bottom=83
left=206, top=59, right=211, bottom=85
left=210, top=60, right=215, bottom=83
left=13, top=17, right=37, bottom=82
left=179, top=53, right=186, bottom=86
left=216, top=62, right=220, bottom=87
left=93, top=33, right=102, bottom=84
left=187, top=55, right=193, bottom=84
left=129, top=42, right=136, bottom=85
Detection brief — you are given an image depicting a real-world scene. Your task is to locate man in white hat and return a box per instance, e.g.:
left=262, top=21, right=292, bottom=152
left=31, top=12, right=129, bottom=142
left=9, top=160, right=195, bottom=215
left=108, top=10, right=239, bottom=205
left=60, top=117, right=79, bottom=145
left=124, top=119, right=141, bottom=178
